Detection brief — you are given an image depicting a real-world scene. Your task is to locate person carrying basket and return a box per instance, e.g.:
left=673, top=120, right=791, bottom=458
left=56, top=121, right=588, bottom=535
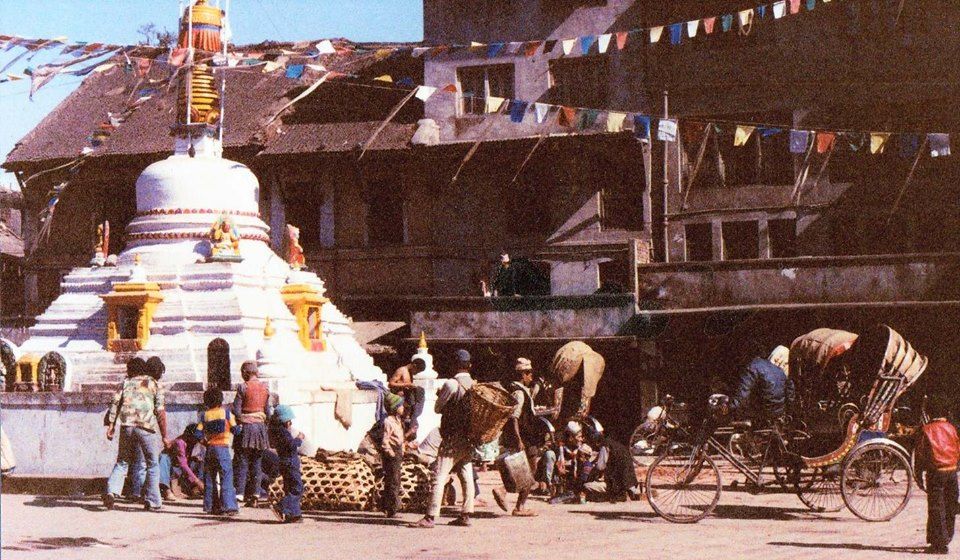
left=410, top=349, right=477, bottom=529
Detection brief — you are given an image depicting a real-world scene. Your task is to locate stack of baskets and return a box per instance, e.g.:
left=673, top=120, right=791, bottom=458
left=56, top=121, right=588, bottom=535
left=267, top=454, right=434, bottom=512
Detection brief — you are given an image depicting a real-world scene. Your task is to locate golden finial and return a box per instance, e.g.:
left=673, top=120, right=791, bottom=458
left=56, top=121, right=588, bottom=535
left=418, top=331, right=428, bottom=350
left=134, top=254, right=142, bottom=265
left=264, top=316, right=275, bottom=339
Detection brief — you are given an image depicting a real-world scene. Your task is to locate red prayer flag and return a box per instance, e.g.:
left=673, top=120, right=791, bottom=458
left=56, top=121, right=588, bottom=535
left=789, top=0, right=801, bottom=14
left=441, top=83, right=457, bottom=93
left=523, top=41, right=542, bottom=57
left=704, top=17, right=717, bottom=34
left=816, top=132, right=836, bottom=153
left=168, top=47, right=188, bottom=67
left=615, top=31, right=629, bottom=50
left=558, top=106, right=577, bottom=127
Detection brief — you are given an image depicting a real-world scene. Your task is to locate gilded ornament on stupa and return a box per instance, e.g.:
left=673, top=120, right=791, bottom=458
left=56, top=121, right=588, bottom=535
left=175, top=0, right=224, bottom=126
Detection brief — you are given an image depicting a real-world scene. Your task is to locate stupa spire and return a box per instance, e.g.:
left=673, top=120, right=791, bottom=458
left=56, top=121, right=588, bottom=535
left=175, top=0, right=225, bottom=140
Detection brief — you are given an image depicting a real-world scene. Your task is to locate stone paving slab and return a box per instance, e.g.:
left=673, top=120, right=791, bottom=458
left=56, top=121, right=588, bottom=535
left=0, top=471, right=937, bottom=560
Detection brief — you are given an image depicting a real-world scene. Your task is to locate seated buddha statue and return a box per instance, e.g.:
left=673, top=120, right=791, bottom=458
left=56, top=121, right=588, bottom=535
left=209, top=215, right=240, bottom=257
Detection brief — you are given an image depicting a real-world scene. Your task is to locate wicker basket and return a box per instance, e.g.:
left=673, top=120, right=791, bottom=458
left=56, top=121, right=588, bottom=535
left=468, top=383, right=517, bottom=445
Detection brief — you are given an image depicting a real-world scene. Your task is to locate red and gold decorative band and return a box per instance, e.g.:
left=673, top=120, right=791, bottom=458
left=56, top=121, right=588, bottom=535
left=126, top=231, right=270, bottom=243
left=135, top=208, right=261, bottom=218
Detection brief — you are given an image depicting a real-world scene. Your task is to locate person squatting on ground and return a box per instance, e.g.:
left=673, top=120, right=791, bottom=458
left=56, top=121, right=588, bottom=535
left=388, top=357, right=427, bottom=439
left=492, top=357, right=539, bottom=517
left=545, top=421, right=595, bottom=504
left=232, top=360, right=272, bottom=508
left=410, top=348, right=476, bottom=528
left=583, top=423, right=639, bottom=502
left=270, top=405, right=304, bottom=523
left=199, top=388, right=239, bottom=516
left=381, top=392, right=406, bottom=518
left=103, top=357, right=169, bottom=511
left=916, top=395, right=959, bottom=555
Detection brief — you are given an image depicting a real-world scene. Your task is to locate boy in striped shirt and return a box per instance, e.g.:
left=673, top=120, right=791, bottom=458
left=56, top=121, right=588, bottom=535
left=199, top=388, right=239, bottom=516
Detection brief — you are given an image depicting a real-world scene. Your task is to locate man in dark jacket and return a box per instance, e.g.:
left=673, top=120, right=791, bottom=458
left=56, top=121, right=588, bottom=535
left=731, top=346, right=795, bottom=422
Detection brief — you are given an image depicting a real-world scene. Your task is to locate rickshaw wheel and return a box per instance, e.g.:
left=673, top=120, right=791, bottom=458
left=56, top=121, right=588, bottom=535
left=840, top=442, right=912, bottom=522
left=793, top=466, right=843, bottom=513
left=645, top=445, right=721, bottom=523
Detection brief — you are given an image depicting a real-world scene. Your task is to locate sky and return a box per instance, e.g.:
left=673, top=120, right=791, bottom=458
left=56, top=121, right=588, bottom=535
left=0, top=0, right=424, bottom=187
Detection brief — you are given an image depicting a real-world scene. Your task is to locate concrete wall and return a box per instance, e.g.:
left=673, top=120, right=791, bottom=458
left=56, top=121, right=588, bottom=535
left=637, top=253, right=960, bottom=310
left=410, top=294, right=636, bottom=339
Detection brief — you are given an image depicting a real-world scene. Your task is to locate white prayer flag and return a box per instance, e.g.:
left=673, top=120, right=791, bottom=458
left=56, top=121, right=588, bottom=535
left=485, top=95, right=505, bottom=113
left=597, top=34, right=612, bottom=53
left=415, top=85, right=437, bottom=102
left=650, top=26, right=664, bottom=43
left=773, top=1, right=787, bottom=19
left=534, top=103, right=551, bottom=124
left=316, top=40, right=336, bottom=55
left=561, top=39, right=576, bottom=55
left=657, top=119, right=678, bottom=142
left=687, top=20, right=699, bottom=38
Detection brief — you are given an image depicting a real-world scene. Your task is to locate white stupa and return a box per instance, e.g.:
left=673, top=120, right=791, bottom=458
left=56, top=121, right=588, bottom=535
left=0, top=1, right=387, bottom=475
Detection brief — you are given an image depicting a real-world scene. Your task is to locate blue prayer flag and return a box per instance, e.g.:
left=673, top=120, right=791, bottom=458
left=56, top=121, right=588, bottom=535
left=396, top=77, right=415, bottom=87
left=634, top=115, right=651, bottom=140
left=721, top=14, right=734, bottom=32
left=789, top=130, right=810, bottom=153
left=806, top=0, right=816, bottom=11
left=285, top=64, right=305, bottom=79
left=898, top=134, right=920, bottom=158
left=509, top=101, right=529, bottom=123
left=487, top=43, right=505, bottom=58
left=580, top=35, right=596, bottom=54
left=757, top=5, right=767, bottom=18
left=669, top=24, right=683, bottom=45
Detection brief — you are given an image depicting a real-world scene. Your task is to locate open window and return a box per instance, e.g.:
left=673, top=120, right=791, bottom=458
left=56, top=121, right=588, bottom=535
left=769, top=219, right=797, bottom=258
left=457, top=64, right=515, bottom=115
left=284, top=181, right=334, bottom=251
left=685, top=223, right=713, bottom=262
left=722, top=221, right=760, bottom=260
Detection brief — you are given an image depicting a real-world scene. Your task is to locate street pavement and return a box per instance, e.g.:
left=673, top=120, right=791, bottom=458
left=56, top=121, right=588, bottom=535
left=0, top=471, right=938, bottom=560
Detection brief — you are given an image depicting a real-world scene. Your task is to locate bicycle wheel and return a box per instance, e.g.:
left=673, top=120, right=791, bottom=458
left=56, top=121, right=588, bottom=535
left=793, top=466, right=843, bottom=513
left=840, top=442, right=912, bottom=522
left=645, top=445, right=722, bottom=523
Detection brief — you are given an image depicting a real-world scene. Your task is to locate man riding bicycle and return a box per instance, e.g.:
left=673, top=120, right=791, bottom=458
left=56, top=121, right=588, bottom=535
left=730, top=345, right=795, bottom=423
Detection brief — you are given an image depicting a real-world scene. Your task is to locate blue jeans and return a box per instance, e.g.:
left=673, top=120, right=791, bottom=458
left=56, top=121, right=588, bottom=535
left=106, top=426, right=163, bottom=508
left=234, top=447, right=263, bottom=500
left=132, top=452, right=173, bottom=495
left=204, top=445, right=238, bottom=513
left=278, top=456, right=303, bottom=517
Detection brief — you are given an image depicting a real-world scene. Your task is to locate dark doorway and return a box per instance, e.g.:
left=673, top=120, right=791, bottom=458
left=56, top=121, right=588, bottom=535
left=207, top=338, right=231, bottom=391
left=685, top=223, right=713, bottom=262
left=722, top=221, right=760, bottom=260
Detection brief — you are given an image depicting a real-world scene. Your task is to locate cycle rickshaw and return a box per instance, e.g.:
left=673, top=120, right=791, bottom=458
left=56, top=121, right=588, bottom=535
left=645, top=324, right=927, bottom=523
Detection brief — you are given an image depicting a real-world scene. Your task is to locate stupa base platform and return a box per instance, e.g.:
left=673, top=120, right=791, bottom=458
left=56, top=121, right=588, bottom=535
left=0, top=388, right=383, bottom=477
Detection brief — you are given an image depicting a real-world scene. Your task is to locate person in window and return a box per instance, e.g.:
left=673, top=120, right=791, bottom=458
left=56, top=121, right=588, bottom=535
left=492, top=253, right=518, bottom=297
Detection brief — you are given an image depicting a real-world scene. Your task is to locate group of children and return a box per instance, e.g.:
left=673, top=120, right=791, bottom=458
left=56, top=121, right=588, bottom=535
left=196, top=386, right=305, bottom=523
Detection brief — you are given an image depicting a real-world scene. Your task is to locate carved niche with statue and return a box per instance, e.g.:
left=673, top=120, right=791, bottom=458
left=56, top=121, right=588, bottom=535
left=207, top=214, right=243, bottom=262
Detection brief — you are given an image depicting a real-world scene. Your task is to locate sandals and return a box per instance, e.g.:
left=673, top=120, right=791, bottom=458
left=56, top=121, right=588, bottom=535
left=511, top=509, right=538, bottom=517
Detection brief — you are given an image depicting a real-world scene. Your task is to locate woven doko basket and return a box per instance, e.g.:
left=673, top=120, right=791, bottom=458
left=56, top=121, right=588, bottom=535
left=268, top=455, right=377, bottom=511
left=468, top=383, right=517, bottom=445
left=268, top=455, right=434, bottom=513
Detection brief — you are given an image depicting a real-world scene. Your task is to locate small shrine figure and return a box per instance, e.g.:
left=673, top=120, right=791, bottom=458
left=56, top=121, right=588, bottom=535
left=208, top=214, right=242, bottom=262
left=285, top=224, right=306, bottom=270
left=90, top=221, right=110, bottom=267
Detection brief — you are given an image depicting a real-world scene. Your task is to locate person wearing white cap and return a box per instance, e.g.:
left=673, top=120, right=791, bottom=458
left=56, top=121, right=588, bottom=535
left=491, top=357, right=539, bottom=517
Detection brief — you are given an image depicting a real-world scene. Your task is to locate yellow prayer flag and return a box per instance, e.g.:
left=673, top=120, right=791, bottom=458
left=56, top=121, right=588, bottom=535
left=92, top=62, right=117, bottom=73
left=470, top=41, right=484, bottom=47
left=606, top=112, right=627, bottom=133
left=870, top=133, right=891, bottom=154
left=6, top=73, right=25, bottom=81
left=374, top=74, right=393, bottom=83
left=374, top=49, right=393, bottom=61
left=262, top=60, right=282, bottom=73
left=734, top=125, right=756, bottom=146
left=485, top=95, right=505, bottom=113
